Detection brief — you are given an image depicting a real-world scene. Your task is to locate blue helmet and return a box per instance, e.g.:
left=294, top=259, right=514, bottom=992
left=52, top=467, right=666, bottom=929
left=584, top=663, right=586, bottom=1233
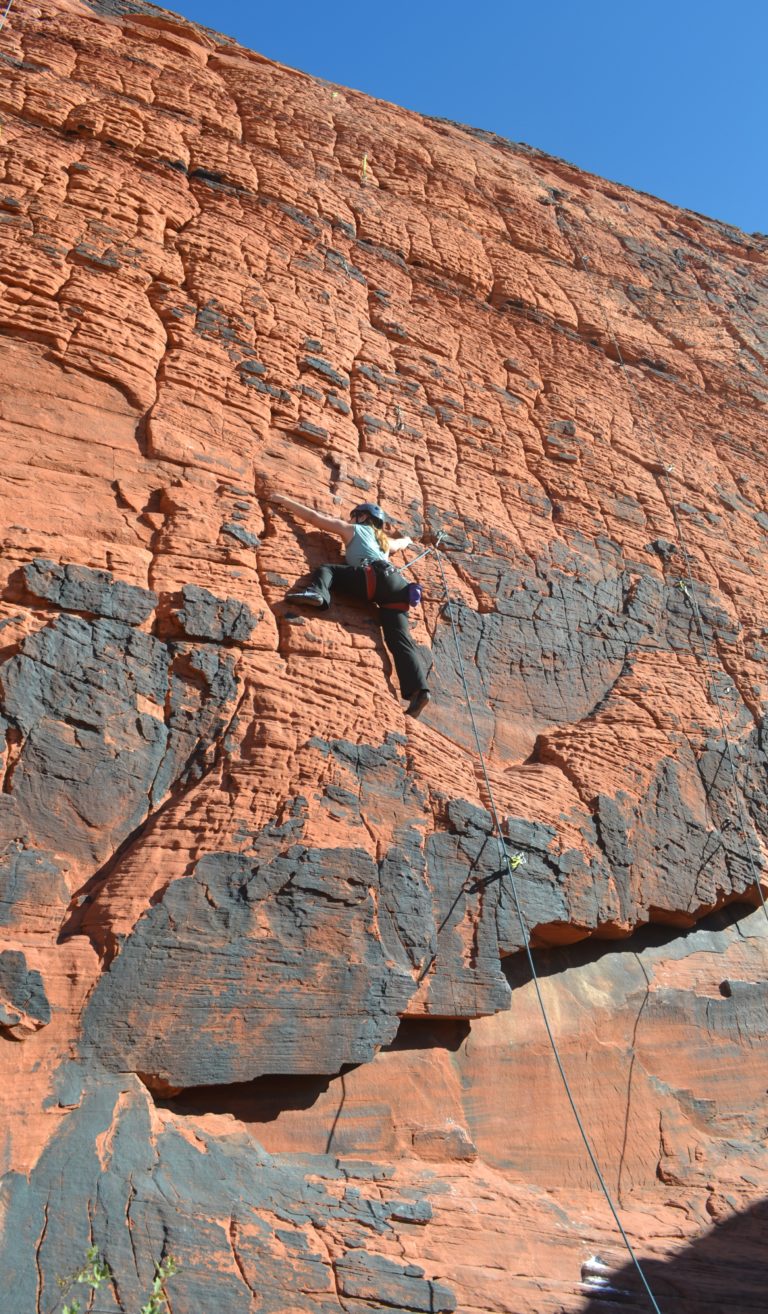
left=351, top=502, right=386, bottom=527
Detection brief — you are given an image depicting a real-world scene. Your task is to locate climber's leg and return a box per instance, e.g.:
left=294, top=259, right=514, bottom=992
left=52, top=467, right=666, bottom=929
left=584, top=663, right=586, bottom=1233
left=378, top=607, right=429, bottom=713
left=286, top=564, right=367, bottom=610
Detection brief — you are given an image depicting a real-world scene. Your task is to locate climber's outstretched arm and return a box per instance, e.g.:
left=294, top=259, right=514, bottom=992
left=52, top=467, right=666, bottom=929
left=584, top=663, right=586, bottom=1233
left=271, top=493, right=354, bottom=544
left=388, top=536, right=413, bottom=553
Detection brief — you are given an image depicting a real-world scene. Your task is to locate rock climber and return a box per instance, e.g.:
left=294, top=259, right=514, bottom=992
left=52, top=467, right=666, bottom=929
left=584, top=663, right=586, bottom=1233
left=270, top=492, right=430, bottom=717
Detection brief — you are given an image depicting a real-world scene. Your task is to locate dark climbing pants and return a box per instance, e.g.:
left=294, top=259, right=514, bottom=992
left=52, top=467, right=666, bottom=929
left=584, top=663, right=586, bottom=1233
left=308, top=563, right=428, bottom=700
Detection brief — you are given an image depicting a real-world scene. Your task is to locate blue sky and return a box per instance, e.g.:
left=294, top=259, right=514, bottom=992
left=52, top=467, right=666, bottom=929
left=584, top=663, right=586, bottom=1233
left=170, top=0, right=766, bottom=235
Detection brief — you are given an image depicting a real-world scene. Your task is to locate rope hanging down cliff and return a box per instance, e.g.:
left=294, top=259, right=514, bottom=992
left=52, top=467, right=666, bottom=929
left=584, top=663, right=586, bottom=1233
left=407, top=538, right=664, bottom=1314
left=553, top=200, right=768, bottom=925
left=392, top=199, right=765, bottom=1312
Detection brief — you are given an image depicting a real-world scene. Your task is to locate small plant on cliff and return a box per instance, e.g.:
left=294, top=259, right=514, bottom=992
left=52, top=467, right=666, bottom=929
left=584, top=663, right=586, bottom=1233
left=139, top=1256, right=178, bottom=1314
left=54, top=1246, right=178, bottom=1314
left=58, top=1246, right=111, bottom=1314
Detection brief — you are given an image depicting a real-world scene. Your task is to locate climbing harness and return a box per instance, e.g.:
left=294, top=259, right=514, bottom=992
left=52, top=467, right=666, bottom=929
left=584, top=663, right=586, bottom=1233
left=368, top=531, right=450, bottom=609
left=363, top=560, right=422, bottom=611
left=553, top=200, right=768, bottom=925
left=426, top=539, right=665, bottom=1314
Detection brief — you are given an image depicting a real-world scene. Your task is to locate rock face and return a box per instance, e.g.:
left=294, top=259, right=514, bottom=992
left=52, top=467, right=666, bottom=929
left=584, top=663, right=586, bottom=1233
left=0, top=0, right=767, bottom=1310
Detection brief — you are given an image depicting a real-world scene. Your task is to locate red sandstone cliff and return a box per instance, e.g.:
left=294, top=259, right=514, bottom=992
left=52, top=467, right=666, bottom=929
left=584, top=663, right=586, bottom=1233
left=1, top=1, right=768, bottom=1311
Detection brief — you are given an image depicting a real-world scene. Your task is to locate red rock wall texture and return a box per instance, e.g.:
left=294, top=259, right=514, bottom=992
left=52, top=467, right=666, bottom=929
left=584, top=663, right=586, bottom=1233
left=1, top=0, right=768, bottom=1310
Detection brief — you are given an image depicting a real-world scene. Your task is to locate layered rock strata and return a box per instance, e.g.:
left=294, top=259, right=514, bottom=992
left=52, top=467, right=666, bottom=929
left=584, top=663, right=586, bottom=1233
left=0, top=0, right=767, bottom=1310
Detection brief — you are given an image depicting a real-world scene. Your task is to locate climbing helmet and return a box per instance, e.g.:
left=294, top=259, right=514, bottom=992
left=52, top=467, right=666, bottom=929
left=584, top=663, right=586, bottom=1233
left=351, top=502, right=386, bottom=527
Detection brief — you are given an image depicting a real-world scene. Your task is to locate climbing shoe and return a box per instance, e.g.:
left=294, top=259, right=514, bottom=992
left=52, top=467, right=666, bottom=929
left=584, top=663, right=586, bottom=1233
left=405, top=689, right=430, bottom=718
left=285, top=589, right=324, bottom=607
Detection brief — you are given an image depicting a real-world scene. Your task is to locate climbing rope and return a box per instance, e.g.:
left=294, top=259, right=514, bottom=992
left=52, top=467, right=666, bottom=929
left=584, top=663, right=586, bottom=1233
left=554, top=201, right=768, bottom=924
left=0, top=0, right=14, bottom=33
left=394, top=186, right=762, bottom=1314
left=429, top=543, right=664, bottom=1314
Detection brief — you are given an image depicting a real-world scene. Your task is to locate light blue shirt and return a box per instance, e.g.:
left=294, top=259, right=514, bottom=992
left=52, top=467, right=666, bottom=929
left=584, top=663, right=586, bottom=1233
left=344, top=524, right=389, bottom=567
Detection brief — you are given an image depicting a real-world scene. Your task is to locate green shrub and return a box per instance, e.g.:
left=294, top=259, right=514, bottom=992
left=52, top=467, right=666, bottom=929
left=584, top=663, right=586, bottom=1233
left=54, top=1246, right=178, bottom=1314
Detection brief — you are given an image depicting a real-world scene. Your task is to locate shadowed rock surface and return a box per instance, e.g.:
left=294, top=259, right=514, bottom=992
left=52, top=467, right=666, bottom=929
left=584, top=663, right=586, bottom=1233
left=0, top=0, right=767, bottom=1309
